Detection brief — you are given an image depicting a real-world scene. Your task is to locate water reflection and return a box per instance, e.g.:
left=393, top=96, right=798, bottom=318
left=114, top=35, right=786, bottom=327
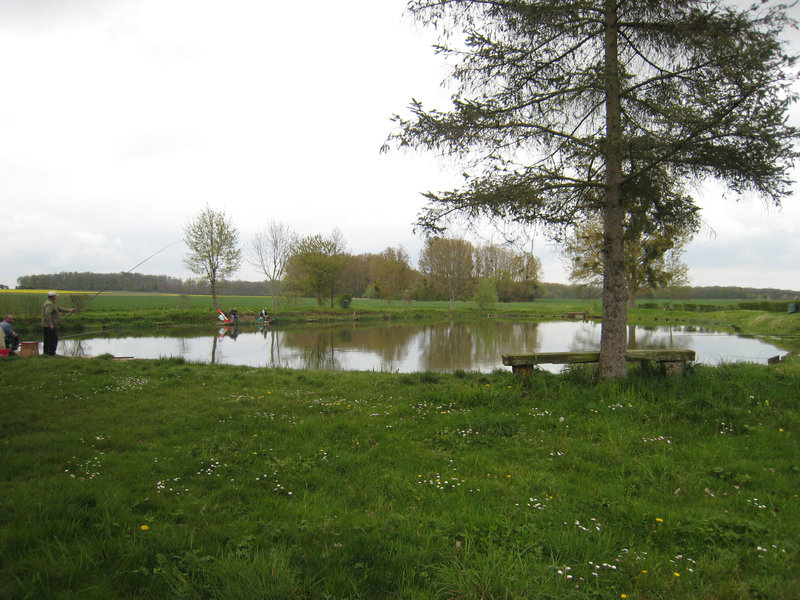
left=63, top=321, right=787, bottom=373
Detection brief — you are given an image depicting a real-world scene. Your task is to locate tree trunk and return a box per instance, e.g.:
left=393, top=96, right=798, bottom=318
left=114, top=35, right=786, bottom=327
left=628, top=290, right=637, bottom=309
left=599, top=0, right=628, bottom=379
left=210, top=279, right=218, bottom=312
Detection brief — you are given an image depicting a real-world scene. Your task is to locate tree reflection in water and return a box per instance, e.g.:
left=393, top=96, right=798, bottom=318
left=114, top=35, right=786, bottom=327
left=420, top=321, right=541, bottom=371
left=68, top=321, right=787, bottom=371
left=60, top=339, right=89, bottom=357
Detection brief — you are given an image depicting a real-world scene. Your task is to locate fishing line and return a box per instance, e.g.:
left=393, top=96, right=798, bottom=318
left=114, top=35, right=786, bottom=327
left=66, top=241, right=179, bottom=316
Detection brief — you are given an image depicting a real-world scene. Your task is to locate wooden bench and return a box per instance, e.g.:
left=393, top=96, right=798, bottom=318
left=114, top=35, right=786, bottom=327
left=502, top=349, right=696, bottom=376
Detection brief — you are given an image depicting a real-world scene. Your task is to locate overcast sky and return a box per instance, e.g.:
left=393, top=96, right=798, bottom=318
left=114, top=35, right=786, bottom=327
left=1, top=0, right=799, bottom=291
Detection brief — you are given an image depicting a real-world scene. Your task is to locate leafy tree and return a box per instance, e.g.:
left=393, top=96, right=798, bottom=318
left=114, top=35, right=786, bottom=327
left=418, top=237, right=474, bottom=309
left=388, top=0, right=798, bottom=377
left=472, top=277, right=499, bottom=311
left=369, top=246, right=414, bottom=307
left=474, top=243, right=541, bottom=302
left=246, top=221, right=297, bottom=312
left=563, top=216, right=693, bottom=308
left=182, top=205, right=241, bottom=312
left=285, top=231, right=348, bottom=307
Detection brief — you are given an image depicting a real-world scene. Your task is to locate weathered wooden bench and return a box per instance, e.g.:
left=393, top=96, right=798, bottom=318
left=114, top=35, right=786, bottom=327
left=502, top=349, right=696, bottom=376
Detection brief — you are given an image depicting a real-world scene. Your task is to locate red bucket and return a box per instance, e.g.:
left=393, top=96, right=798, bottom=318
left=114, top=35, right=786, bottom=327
left=0, top=349, right=9, bottom=357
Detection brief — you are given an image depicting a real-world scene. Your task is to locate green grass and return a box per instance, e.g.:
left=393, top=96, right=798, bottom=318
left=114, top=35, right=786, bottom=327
left=1, top=356, right=798, bottom=598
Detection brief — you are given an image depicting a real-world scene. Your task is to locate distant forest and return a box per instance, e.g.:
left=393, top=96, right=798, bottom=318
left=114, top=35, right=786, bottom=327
left=13, top=271, right=799, bottom=301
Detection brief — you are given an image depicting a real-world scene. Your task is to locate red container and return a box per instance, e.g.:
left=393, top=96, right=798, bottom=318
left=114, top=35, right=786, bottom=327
left=0, top=349, right=9, bottom=357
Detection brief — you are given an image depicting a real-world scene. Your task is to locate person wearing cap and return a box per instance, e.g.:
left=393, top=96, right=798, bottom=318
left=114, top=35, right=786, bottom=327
left=1, top=314, right=20, bottom=353
left=41, top=291, right=75, bottom=356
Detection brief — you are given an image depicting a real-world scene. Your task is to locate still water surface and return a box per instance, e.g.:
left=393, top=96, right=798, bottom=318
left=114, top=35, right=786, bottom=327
left=57, top=321, right=787, bottom=373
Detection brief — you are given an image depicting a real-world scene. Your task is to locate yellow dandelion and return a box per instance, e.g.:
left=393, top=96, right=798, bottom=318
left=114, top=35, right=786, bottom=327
left=641, top=570, right=648, bottom=574
left=656, top=517, right=664, bottom=523
left=674, top=572, right=680, bottom=577
left=140, top=525, right=150, bottom=531
left=621, top=595, right=627, bottom=599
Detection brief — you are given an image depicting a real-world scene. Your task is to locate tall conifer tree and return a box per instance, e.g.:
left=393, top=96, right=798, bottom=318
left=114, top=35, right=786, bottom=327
left=388, top=0, right=798, bottom=377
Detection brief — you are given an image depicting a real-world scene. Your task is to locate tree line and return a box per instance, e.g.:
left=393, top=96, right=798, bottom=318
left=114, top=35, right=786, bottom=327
left=180, top=207, right=544, bottom=311
left=14, top=269, right=798, bottom=303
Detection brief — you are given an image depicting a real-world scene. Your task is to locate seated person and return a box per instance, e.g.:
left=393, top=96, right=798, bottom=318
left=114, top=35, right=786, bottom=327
left=228, top=307, right=239, bottom=323
left=258, top=308, right=272, bottom=323
left=1, top=314, right=20, bottom=352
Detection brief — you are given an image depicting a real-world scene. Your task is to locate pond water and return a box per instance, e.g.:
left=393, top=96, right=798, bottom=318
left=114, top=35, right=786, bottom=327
left=55, top=320, right=788, bottom=373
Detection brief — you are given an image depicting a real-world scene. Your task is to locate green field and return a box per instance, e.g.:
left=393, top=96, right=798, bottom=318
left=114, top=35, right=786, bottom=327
left=2, top=291, right=798, bottom=341
left=0, top=291, right=600, bottom=313
left=1, top=357, right=798, bottom=598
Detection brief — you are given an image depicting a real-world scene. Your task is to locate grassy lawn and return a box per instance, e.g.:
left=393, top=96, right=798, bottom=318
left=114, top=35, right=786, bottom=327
left=1, top=356, right=798, bottom=598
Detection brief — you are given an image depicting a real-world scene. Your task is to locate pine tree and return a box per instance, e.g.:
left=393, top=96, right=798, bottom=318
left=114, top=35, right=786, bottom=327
left=388, top=0, right=798, bottom=377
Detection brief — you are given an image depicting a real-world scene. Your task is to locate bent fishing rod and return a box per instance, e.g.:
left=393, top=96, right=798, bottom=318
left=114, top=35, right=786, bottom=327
left=63, top=241, right=179, bottom=317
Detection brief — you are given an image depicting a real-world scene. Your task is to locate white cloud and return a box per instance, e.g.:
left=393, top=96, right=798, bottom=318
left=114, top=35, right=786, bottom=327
left=0, top=0, right=798, bottom=292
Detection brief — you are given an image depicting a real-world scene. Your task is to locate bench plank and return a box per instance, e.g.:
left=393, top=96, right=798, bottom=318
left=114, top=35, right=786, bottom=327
left=503, top=349, right=695, bottom=367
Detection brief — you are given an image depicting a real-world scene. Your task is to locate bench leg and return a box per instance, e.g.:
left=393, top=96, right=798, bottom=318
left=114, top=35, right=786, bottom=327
left=512, top=365, right=534, bottom=378
left=661, top=361, right=685, bottom=376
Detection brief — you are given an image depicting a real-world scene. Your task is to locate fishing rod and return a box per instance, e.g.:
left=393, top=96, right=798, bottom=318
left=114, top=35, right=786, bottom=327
left=65, top=241, right=179, bottom=316
left=11, top=242, right=179, bottom=351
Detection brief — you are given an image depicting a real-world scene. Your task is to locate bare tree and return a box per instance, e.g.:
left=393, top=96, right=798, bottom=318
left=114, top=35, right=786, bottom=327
left=369, top=246, right=414, bottom=307
left=418, top=237, right=474, bottom=310
left=246, top=221, right=297, bottom=311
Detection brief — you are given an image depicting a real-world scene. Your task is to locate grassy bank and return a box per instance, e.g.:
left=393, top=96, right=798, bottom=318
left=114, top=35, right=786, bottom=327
left=1, top=357, right=798, bottom=598
left=3, top=290, right=799, bottom=353
left=0, top=292, right=608, bottom=338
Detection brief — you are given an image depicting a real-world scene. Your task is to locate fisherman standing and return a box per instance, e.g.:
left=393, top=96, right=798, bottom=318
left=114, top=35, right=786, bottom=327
left=41, top=291, right=75, bottom=356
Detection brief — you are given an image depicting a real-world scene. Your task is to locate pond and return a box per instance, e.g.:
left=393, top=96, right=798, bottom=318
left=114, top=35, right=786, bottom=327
left=55, top=320, right=788, bottom=373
